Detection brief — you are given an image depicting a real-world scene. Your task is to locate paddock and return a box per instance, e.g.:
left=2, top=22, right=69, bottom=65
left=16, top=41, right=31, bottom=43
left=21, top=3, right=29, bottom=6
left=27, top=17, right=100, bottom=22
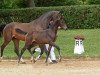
left=0, top=58, right=100, bottom=75
left=0, top=29, right=100, bottom=75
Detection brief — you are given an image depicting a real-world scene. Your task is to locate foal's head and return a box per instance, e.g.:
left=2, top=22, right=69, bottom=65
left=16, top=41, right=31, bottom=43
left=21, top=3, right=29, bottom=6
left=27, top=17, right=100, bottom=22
left=53, top=11, right=67, bottom=30
left=49, top=17, right=67, bottom=30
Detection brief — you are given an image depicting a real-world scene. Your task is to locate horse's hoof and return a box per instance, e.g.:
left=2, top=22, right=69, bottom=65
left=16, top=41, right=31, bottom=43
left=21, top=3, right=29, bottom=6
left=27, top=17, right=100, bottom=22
left=31, top=60, right=36, bottom=63
left=59, top=59, right=61, bottom=62
left=21, top=62, right=26, bottom=64
left=34, top=60, right=36, bottom=63
left=31, top=60, right=33, bottom=62
left=0, top=57, right=3, bottom=62
left=0, top=60, right=2, bottom=62
left=0, top=59, right=2, bottom=62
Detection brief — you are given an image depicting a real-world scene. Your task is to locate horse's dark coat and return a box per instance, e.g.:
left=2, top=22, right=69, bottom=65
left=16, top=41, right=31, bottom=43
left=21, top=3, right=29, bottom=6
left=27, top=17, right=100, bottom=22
left=0, top=11, right=67, bottom=63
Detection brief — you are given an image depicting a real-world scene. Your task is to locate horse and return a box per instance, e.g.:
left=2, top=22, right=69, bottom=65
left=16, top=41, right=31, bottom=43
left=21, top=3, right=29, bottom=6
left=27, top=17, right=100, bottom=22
left=0, top=24, right=6, bottom=37
left=16, top=19, right=67, bottom=64
left=0, top=11, right=66, bottom=63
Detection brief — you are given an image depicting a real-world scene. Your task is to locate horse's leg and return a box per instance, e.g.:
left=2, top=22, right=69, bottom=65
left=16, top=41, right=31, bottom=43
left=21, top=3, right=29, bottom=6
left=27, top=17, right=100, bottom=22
left=0, top=35, right=12, bottom=61
left=18, top=46, right=26, bottom=63
left=18, top=36, right=32, bottom=63
left=18, top=44, right=30, bottom=63
left=12, top=38, right=25, bottom=63
left=0, top=27, right=13, bottom=61
left=0, top=41, right=10, bottom=61
left=12, top=39, right=19, bottom=56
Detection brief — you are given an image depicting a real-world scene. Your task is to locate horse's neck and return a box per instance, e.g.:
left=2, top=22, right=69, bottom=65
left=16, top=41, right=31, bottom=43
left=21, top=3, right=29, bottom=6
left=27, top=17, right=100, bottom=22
left=31, top=17, right=52, bottom=29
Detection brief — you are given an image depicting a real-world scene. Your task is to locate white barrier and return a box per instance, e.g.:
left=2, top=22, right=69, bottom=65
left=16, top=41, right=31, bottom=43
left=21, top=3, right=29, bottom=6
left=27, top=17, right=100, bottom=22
left=74, top=35, right=84, bottom=54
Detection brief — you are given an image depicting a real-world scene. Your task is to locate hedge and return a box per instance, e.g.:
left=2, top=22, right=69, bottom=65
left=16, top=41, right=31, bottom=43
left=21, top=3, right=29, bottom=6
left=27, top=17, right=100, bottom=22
left=0, top=5, right=100, bottom=29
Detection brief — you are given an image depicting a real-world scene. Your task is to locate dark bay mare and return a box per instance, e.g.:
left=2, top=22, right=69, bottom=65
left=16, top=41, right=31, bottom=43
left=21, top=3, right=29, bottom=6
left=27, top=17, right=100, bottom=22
left=16, top=19, right=67, bottom=64
left=0, top=11, right=66, bottom=63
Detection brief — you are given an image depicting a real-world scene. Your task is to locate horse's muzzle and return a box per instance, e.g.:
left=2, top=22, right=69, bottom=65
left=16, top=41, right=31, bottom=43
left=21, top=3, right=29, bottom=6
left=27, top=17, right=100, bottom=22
left=64, top=26, right=68, bottom=31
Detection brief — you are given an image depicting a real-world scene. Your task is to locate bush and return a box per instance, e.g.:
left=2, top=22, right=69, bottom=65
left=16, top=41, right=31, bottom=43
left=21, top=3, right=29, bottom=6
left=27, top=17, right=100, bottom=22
left=87, top=0, right=100, bottom=5
left=35, top=0, right=80, bottom=6
left=0, top=5, right=100, bottom=29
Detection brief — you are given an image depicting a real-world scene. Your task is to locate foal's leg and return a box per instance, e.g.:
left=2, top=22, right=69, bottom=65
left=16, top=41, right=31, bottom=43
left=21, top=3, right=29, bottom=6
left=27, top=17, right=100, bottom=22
left=31, top=45, right=45, bottom=63
left=44, top=45, right=53, bottom=63
left=34, top=45, right=45, bottom=62
left=50, top=42, right=61, bottom=62
left=45, top=45, right=52, bottom=65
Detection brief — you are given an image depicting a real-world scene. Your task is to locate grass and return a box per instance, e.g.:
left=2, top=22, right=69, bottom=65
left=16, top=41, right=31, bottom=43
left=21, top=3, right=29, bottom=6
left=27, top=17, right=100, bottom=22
left=0, top=29, right=100, bottom=58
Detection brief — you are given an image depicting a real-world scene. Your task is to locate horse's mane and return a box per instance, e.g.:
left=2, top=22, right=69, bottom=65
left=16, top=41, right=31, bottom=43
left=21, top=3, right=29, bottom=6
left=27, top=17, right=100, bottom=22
left=31, top=11, right=60, bottom=23
left=37, top=11, right=59, bottom=20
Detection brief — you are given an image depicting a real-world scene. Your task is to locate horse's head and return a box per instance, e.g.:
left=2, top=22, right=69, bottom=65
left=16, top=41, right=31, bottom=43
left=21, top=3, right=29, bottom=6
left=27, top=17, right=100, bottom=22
left=51, top=11, right=67, bottom=30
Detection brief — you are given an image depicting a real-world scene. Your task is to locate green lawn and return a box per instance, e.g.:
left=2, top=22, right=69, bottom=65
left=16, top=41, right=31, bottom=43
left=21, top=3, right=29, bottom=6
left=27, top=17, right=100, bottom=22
left=0, top=29, right=100, bottom=58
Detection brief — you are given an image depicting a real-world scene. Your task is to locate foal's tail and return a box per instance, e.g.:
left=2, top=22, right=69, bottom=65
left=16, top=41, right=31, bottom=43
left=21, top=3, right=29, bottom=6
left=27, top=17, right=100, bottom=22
left=15, top=28, right=27, bottom=35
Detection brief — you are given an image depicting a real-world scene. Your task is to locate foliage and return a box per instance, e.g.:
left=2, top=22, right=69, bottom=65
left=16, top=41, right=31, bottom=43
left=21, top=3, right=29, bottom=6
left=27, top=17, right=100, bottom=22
left=0, top=0, right=21, bottom=9
left=0, top=0, right=100, bottom=9
left=0, top=5, right=100, bottom=29
left=0, top=0, right=35, bottom=9
left=35, top=0, right=80, bottom=6
left=87, top=0, right=100, bottom=4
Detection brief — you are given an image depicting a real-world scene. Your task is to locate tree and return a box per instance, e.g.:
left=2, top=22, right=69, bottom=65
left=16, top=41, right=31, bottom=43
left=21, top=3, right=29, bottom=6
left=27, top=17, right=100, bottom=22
left=25, top=0, right=35, bottom=7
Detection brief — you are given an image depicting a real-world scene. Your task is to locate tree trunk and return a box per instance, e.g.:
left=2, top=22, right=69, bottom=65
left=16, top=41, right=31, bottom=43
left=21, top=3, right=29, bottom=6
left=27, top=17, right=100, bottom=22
left=27, top=0, right=35, bottom=7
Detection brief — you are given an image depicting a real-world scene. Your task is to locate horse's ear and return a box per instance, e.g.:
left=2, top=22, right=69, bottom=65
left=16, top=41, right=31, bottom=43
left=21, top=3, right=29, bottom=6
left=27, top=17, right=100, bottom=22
left=57, top=11, right=64, bottom=20
left=59, top=11, right=63, bottom=14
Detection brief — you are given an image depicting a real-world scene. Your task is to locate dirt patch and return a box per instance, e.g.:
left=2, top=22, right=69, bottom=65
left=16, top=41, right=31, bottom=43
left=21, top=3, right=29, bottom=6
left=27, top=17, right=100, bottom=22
left=0, top=59, right=100, bottom=75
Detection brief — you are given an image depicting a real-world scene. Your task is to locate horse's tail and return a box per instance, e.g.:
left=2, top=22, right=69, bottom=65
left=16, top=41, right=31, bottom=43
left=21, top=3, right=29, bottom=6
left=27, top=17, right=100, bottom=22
left=0, top=24, right=6, bottom=37
left=15, top=28, right=27, bottom=35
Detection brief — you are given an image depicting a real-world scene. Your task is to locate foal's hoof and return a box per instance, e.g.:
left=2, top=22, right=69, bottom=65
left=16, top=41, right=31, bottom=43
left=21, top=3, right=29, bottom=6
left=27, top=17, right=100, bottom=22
left=0, top=57, right=3, bottom=62
left=58, top=57, right=62, bottom=62
left=49, top=62, right=54, bottom=64
left=52, top=60, right=58, bottom=64
left=31, top=60, right=36, bottom=63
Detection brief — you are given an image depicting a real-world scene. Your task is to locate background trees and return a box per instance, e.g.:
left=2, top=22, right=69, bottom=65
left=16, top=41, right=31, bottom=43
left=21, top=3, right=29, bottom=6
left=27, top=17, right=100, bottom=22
left=0, top=0, right=100, bottom=9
